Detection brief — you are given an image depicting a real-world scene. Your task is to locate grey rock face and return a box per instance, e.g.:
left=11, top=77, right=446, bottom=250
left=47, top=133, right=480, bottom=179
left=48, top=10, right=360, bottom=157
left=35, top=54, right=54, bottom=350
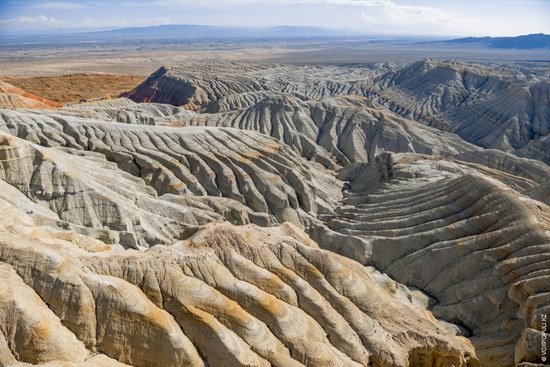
left=1, top=60, right=549, bottom=367
left=329, top=152, right=550, bottom=366
left=0, top=193, right=477, bottom=366
left=371, top=60, right=550, bottom=155
left=125, top=61, right=550, bottom=163
left=0, top=112, right=342, bottom=248
left=173, top=94, right=478, bottom=167
left=123, top=63, right=397, bottom=108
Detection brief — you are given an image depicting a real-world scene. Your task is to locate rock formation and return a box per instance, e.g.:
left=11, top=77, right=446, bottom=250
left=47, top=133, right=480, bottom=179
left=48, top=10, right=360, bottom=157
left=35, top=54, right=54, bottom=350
left=0, top=81, right=60, bottom=109
left=330, top=153, right=550, bottom=366
left=369, top=60, right=550, bottom=156
left=1, top=60, right=549, bottom=366
left=175, top=94, right=478, bottom=166
left=0, top=179, right=477, bottom=366
left=0, top=112, right=341, bottom=247
left=125, top=61, right=550, bottom=164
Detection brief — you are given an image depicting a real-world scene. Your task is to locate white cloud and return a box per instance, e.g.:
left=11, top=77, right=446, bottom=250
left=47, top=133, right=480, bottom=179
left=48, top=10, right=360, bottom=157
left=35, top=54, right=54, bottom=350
left=79, top=17, right=171, bottom=28
left=0, top=15, right=65, bottom=27
left=150, top=0, right=476, bottom=28
left=359, top=12, right=380, bottom=23
left=34, top=1, right=88, bottom=10
left=2, top=0, right=528, bottom=35
left=0, top=14, right=170, bottom=30
left=359, top=0, right=452, bottom=24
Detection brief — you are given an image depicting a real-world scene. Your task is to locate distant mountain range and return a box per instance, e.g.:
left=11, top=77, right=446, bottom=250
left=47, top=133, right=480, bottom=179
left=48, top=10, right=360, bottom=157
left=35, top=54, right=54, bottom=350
left=444, top=33, right=550, bottom=49
left=2, top=23, right=548, bottom=50
left=91, top=24, right=347, bottom=39
left=0, top=24, right=358, bottom=46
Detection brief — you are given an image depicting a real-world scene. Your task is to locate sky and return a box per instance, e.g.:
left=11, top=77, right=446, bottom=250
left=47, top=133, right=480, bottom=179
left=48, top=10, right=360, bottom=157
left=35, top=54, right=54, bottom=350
left=0, top=0, right=548, bottom=36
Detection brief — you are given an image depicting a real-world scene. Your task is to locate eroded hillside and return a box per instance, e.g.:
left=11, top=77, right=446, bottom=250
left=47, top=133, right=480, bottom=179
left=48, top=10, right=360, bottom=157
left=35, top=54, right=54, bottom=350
left=125, top=61, right=550, bottom=164
left=0, top=61, right=549, bottom=367
left=7, top=74, right=144, bottom=105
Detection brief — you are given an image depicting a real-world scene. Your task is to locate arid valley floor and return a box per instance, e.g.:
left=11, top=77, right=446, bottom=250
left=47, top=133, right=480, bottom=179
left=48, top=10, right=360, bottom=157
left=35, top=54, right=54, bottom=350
left=0, top=38, right=549, bottom=367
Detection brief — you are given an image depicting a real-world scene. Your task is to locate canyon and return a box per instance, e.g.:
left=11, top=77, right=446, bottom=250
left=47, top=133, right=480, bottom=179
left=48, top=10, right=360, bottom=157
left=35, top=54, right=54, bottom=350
left=0, top=59, right=548, bottom=367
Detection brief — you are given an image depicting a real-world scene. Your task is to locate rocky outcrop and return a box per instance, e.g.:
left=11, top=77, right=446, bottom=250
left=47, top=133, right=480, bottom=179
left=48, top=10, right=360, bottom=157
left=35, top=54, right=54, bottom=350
left=62, top=98, right=195, bottom=126
left=1, top=60, right=549, bottom=367
left=0, top=81, right=60, bottom=109
left=328, top=153, right=550, bottom=366
left=371, top=60, right=550, bottom=155
left=0, top=114, right=342, bottom=248
left=124, top=61, right=550, bottom=164
left=0, top=190, right=477, bottom=366
left=185, top=94, right=477, bottom=166
left=123, top=62, right=396, bottom=108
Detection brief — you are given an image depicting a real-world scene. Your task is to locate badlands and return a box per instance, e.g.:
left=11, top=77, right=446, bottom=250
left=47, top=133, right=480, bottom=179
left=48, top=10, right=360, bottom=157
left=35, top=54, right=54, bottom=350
left=0, top=59, right=549, bottom=367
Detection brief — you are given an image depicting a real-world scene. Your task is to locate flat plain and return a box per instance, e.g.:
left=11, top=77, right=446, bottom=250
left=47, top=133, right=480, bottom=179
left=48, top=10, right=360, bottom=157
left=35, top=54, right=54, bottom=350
left=1, top=37, right=549, bottom=76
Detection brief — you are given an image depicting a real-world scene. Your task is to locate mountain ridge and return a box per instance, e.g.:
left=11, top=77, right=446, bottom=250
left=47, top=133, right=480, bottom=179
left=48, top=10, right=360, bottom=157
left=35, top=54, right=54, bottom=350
left=442, top=33, right=550, bottom=49
left=1, top=60, right=549, bottom=366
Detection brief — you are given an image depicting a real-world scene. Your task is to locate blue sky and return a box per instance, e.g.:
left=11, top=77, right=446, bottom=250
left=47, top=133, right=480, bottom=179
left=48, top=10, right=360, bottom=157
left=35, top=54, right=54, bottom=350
left=0, top=0, right=548, bottom=36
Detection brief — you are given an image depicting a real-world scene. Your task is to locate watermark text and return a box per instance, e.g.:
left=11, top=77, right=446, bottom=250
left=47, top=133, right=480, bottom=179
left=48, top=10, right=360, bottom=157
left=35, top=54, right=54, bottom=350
left=542, top=313, right=547, bottom=362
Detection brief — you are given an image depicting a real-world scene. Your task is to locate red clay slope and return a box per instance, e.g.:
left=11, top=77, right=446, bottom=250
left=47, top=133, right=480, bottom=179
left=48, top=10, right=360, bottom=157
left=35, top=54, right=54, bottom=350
left=0, top=81, right=61, bottom=109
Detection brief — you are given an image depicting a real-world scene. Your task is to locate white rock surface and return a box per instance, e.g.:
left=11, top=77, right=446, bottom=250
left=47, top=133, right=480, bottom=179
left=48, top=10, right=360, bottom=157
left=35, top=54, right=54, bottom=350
left=0, top=196, right=477, bottom=366
left=124, top=61, right=550, bottom=163
left=1, top=60, right=549, bottom=367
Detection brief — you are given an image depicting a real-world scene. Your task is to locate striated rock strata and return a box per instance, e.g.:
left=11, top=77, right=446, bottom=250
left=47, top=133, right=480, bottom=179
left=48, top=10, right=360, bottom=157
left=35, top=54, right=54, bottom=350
left=0, top=189, right=477, bottom=366
left=0, top=81, right=61, bottom=109
left=124, top=61, right=550, bottom=164
left=1, top=60, right=549, bottom=366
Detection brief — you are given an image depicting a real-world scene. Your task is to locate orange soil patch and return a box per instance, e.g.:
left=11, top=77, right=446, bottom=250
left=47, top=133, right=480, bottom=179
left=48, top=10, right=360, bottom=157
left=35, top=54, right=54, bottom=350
left=5, top=73, right=144, bottom=105
left=0, top=81, right=61, bottom=109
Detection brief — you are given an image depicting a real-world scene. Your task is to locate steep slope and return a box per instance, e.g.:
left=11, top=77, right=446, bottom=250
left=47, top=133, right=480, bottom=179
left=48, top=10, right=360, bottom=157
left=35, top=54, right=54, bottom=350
left=62, top=98, right=196, bottom=126
left=176, top=94, right=478, bottom=166
left=371, top=60, right=550, bottom=154
left=1, top=103, right=549, bottom=366
left=516, top=135, right=550, bottom=167
left=0, top=130, right=273, bottom=249
left=125, top=61, right=550, bottom=164
left=0, top=81, right=60, bottom=109
left=123, top=62, right=395, bottom=108
left=1, top=60, right=550, bottom=367
left=0, top=189, right=478, bottom=367
left=454, top=149, right=550, bottom=205
left=0, top=111, right=342, bottom=247
left=328, top=153, right=550, bottom=366
left=44, top=95, right=478, bottom=170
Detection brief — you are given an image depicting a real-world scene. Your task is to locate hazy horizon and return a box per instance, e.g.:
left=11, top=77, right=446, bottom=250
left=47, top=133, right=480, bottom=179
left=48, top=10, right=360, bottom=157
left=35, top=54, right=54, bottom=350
left=0, top=0, right=549, bottom=37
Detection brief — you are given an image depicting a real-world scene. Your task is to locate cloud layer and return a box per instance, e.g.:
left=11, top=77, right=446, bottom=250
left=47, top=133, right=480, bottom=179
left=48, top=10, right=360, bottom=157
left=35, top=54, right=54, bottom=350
left=0, top=0, right=548, bottom=36
left=34, top=1, right=88, bottom=10
left=0, top=14, right=171, bottom=29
